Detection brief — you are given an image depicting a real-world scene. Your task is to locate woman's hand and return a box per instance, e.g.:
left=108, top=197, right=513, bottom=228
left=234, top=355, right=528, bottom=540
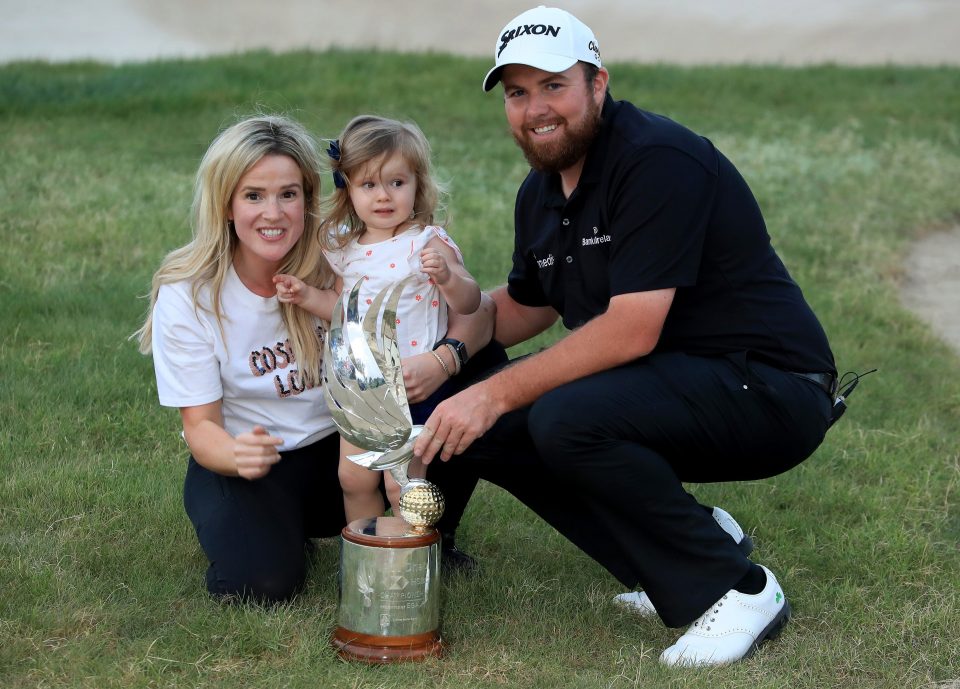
left=232, top=426, right=283, bottom=480
left=181, top=403, right=284, bottom=479
left=401, top=351, right=449, bottom=403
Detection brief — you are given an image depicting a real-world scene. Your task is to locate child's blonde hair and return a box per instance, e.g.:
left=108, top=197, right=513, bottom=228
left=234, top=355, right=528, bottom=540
left=322, top=115, right=446, bottom=250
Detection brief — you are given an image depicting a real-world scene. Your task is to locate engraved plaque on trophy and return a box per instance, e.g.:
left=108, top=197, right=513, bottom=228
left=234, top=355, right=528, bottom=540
left=322, top=277, right=447, bottom=663
left=334, top=517, right=442, bottom=662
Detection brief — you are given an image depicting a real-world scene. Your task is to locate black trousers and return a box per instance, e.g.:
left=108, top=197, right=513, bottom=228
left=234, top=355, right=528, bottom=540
left=182, top=343, right=507, bottom=602
left=426, top=342, right=509, bottom=536
left=183, top=433, right=343, bottom=602
left=429, top=351, right=832, bottom=627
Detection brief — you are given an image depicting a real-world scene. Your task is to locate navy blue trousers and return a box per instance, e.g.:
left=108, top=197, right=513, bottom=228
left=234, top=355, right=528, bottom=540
left=183, top=434, right=343, bottom=602
left=430, top=351, right=832, bottom=627
left=182, top=343, right=507, bottom=602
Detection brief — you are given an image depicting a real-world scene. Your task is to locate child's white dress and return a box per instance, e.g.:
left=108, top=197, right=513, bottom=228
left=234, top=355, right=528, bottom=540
left=324, top=225, right=464, bottom=356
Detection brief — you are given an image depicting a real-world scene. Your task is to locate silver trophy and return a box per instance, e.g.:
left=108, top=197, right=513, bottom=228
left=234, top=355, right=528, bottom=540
left=322, top=276, right=445, bottom=528
left=323, top=277, right=446, bottom=662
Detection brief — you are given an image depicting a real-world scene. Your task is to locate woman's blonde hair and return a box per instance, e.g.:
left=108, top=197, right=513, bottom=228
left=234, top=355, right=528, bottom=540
left=135, top=114, right=332, bottom=386
left=323, top=115, right=446, bottom=250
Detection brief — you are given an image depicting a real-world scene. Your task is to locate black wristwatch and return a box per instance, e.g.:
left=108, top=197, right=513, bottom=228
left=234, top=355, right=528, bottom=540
left=434, top=338, right=469, bottom=367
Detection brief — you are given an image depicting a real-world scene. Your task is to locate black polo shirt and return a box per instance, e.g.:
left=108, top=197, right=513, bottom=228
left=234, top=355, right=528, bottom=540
left=507, top=94, right=835, bottom=375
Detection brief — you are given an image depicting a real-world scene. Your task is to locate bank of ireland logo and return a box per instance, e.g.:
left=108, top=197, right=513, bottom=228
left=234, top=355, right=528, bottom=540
left=582, top=226, right=611, bottom=247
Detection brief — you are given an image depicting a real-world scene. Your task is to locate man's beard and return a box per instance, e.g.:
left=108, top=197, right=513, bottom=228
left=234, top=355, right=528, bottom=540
left=512, top=99, right=601, bottom=174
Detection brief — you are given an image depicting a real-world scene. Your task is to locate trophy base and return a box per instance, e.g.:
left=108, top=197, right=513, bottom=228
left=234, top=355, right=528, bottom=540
left=331, top=627, right=443, bottom=663
left=334, top=517, right=443, bottom=664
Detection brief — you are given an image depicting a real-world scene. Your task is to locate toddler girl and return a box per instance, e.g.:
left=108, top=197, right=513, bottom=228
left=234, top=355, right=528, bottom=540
left=274, top=115, right=480, bottom=522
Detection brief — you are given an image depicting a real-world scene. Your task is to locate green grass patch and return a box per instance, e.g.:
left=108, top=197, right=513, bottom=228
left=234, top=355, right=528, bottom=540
left=1, top=50, right=959, bottom=688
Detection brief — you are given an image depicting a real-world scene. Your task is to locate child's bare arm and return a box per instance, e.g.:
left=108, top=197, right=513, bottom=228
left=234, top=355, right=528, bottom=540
left=273, top=273, right=340, bottom=321
left=420, top=238, right=481, bottom=315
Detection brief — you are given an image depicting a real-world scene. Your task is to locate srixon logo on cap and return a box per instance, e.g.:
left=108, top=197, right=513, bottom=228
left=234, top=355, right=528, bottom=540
left=498, top=24, right=561, bottom=57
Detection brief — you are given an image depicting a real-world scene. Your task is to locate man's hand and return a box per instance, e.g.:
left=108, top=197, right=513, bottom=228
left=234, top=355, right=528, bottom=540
left=233, top=425, right=283, bottom=480
left=414, top=382, right=502, bottom=465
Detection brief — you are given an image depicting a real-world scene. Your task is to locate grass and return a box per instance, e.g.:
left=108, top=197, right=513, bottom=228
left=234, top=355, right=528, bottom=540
left=1, top=49, right=959, bottom=688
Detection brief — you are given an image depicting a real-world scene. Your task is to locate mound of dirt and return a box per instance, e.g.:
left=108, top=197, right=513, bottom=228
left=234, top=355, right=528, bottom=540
left=899, top=226, right=960, bottom=355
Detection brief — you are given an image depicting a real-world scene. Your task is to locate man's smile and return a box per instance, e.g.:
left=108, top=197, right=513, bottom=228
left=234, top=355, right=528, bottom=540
left=532, top=123, right=559, bottom=135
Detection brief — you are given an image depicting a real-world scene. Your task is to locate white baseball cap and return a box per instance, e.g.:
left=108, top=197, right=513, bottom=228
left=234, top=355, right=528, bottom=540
left=482, top=5, right=602, bottom=92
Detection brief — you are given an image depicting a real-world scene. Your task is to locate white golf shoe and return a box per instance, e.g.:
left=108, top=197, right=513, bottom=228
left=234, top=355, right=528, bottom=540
left=711, top=506, right=754, bottom=555
left=658, top=565, right=790, bottom=667
left=613, top=506, right=753, bottom=618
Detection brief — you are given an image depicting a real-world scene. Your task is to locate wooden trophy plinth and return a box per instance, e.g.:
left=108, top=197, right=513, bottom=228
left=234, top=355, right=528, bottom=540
left=332, top=516, right=442, bottom=663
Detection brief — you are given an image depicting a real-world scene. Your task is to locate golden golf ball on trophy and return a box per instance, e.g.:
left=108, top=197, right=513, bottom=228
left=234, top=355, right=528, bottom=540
left=398, top=479, right=446, bottom=531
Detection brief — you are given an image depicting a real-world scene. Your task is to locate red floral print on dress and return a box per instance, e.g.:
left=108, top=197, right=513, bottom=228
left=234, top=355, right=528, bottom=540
left=321, top=225, right=464, bottom=360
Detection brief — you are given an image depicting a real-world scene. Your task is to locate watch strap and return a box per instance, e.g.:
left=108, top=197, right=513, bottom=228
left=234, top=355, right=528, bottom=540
left=442, top=343, right=462, bottom=375
left=433, top=337, right=468, bottom=367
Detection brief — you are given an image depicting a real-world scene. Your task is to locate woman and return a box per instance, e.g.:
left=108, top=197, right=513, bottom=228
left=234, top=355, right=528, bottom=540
left=136, top=115, right=495, bottom=602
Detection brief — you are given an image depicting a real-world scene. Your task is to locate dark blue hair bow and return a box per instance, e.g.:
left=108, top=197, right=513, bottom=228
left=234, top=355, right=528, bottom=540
left=326, top=140, right=341, bottom=160
left=326, top=140, right=346, bottom=189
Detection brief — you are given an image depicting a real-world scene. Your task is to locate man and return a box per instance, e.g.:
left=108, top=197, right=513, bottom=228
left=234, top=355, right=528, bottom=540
left=414, top=6, right=836, bottom=667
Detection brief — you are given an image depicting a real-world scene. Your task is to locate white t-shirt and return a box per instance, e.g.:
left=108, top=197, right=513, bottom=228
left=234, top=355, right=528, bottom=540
left=151, top=265, right=336, bottom=451
left=324, top=225, right=463, bottom=356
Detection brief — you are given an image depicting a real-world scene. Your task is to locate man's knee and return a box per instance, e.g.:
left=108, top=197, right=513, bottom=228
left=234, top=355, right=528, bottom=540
left=528, top=388, right=600, bottom=461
